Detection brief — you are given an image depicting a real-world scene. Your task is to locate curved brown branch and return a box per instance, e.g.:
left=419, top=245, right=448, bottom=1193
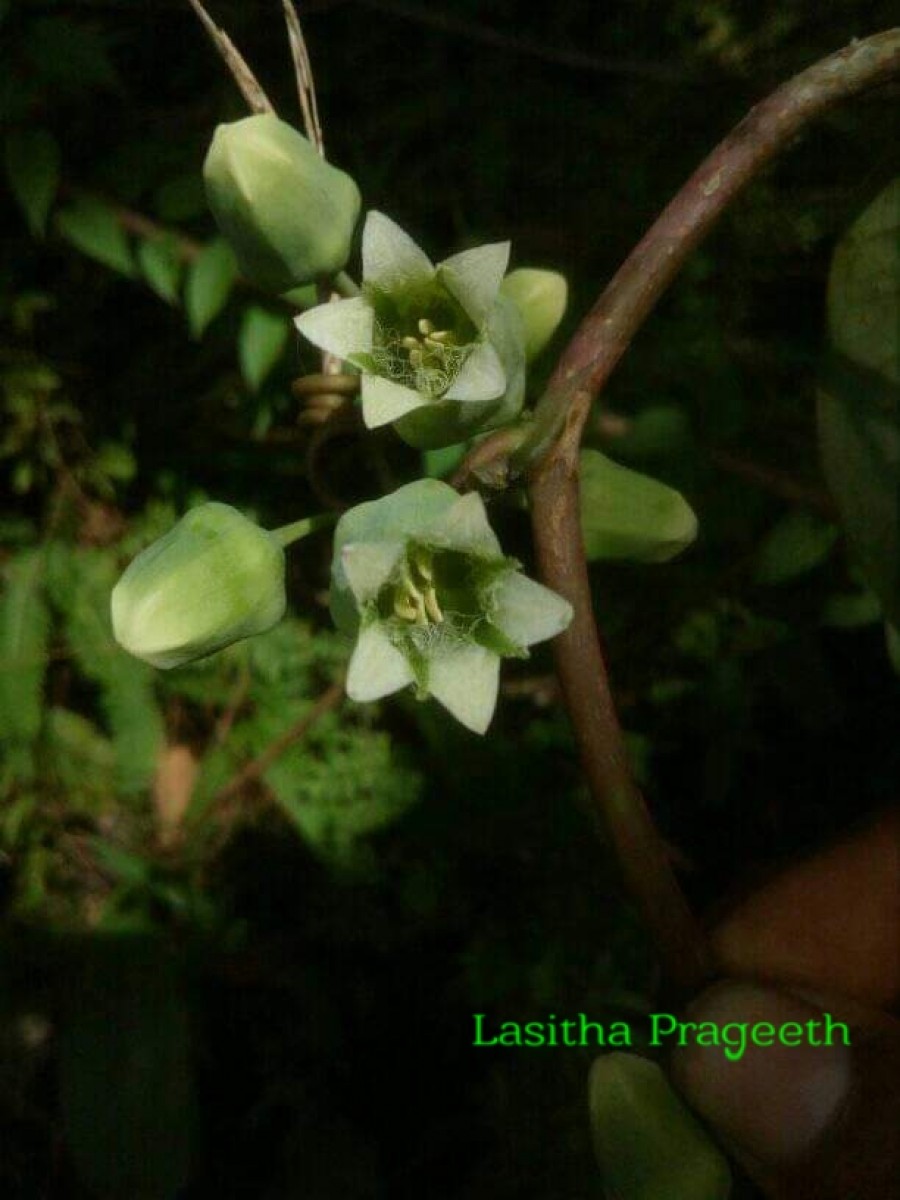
left=527, top=30, right=900, bottom=996
left=211, top=679, right=344, bottom=807
left=530, top=411, right=714, bottom=993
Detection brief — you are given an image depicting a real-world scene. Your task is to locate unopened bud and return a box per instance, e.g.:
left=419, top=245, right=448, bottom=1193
left=111, top=503, right=285, bottom=669
left=499, top=267, right=568, bottom=362
left=588, top=1053, right=732, bottom=1200
left=204, top=114, right=361, bottom=293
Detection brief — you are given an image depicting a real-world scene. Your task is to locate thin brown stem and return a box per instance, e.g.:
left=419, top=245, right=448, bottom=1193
left=530, top=413, right=714, bottom=993
left=211, top=679, right=344, bottom=807
left=526, top=30, right=900, bottom=995
left=532, top=30, right=900, bottom=456
left=455, top=30, right=900, bottom=492
left=186, top=0, right=274, bottom=114
left=707, top=447, right=837, bottom=518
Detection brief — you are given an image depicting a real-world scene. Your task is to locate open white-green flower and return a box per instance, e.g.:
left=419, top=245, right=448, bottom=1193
left=330, top=480, right=572, bottom=734
left=295, top=211, right=526, bottom=449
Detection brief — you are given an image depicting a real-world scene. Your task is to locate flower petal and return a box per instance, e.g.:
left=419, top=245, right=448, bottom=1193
left=431, top=491, right=502, bottom=556
left=361, top=375, right=429, bottom=428
left=491, top=572, right=573, bottom=647
left=295, top=296, right=373, bottom=359
left=427, top=643, right=500, bottom=734
left=438, top=241, right=510, bottom=324
left=346, top=622, right=414, bottom=702
left=443, top=340, right=505, bottom=402
left=340, top=540, right=404, bottom=604
left=362, top=210, right=434, bottom=292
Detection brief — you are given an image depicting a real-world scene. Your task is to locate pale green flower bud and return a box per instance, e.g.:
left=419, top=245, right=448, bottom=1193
left=499, top=267, right=568, bottom=362
left=579, top=449, right=698, bottom=563
left=203, top=114, right=361, bottom=294
left=588, top=1054, right=732, bottom=1200
left=111, top=503, right=286, bottom=669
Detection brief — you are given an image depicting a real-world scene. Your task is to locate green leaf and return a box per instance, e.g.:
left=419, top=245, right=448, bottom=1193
left=45, top=707, right=115, bottom=793
left=821, top=590, right=881, bottom=628
left=281, top=282, right=318, bottom=309
left=0, top=550, right=49, bottom=754
left=422, top=443, right=467, bottom=479
left=60, top=935, right=192, bottom=1200
left=91, top=839, right=152, bottom=887
left=820, top=179, right=900, bottom=625
left=579, top=448, right=698, bottom=562
left=184, top=238, right=238, bottom=338
left=885, top=623, right=900, bottom=677
left=588, top=1053, right=732, bottom=1200
left=610, top=404, right=692, bottom=462
left=818, top=367, right=900, bottom=625
left=153, top=173, right=206, bottom=222
left=827, top=178, right=900, bottom=385
left=56, top=196, right=135, bottom=277
left=238, top=305, right=290, bottom=391
left=11, top=460, right=33, bottom=494
left=4, top=128, right=61, bottom=237
left=47, top=545, right=163, bottom=794
left=265, top=723, right=421, bottom=867
left=25, top=18, right=120, bottom=95
left=94, top=442, right=137, bottom=483
left=753, top=509, right=838, bottom=585
left=136, top=237, right=183, bottom=305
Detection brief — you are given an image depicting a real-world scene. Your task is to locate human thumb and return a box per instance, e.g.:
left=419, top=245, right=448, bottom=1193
left=669, top=981, right=900, bottom=1199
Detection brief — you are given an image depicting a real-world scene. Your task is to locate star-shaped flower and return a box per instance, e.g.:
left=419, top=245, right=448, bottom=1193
left=295, top=211, right=526, bottom=448
left=330, top=480, right=572, bottom=733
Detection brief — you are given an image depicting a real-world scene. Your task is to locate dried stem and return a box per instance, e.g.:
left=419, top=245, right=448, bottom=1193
left=282, top=0, right=324, bottom=153
left=211, top=679, right=344, bottom=807
left=526, top=30, right=900, bottom=995
left=187, top=0, right=275, bottom=114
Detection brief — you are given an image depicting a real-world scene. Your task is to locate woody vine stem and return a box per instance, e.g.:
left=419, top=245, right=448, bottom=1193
left=470, top=30, right=900, bottom=995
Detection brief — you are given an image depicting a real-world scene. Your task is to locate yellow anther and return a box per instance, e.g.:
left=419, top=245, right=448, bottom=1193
left=426, top=329, right=453, bottom=345
left=417, top=318, right=435, bottom=336
left=401, top=335, right=420, bottom=351
left=411, top=552, right=433, bottom=584
left=423, top=586, right=444, bottom=624
left=408, top=348, right=423, bottom=369
left=394, top=592, right=419, bottom=621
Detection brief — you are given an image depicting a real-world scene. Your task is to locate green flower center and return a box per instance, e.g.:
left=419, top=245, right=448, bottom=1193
left=377, top=545, right=487, bottom=658
left=366, top=283, right=478, bottom=399
left=370, top=543, right=526, bottom=684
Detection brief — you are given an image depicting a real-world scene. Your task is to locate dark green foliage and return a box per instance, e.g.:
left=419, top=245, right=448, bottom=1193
left=0, top=550, right=50, bottom=770
left=46, top=541, right=164, bottom=795
left=60, top=935, right=192, bottom=1200
left=819, top=179, right=900, bottom=629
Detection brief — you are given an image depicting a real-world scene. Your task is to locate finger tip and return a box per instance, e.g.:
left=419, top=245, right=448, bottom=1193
left=669, top=981, right=853, bottom=1166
